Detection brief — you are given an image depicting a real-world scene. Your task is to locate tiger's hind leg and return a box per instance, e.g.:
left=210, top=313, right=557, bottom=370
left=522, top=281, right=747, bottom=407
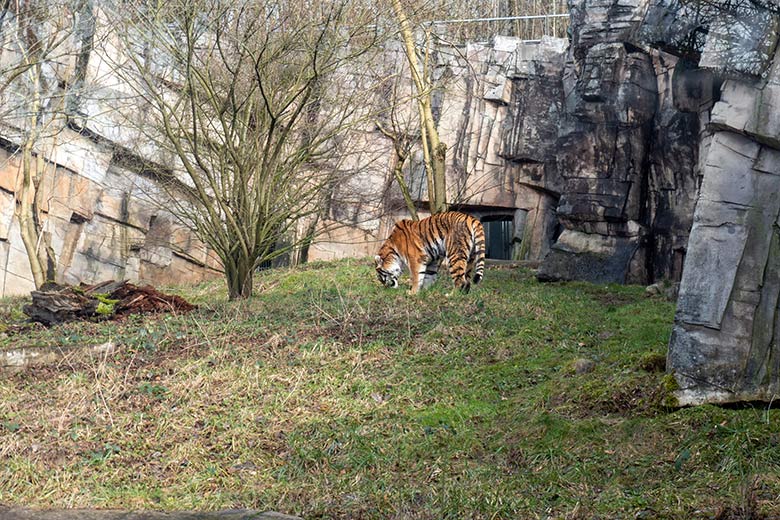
left=447, top=250, right=470, bottom=294
left=421, top=260, right=441, bottom=290
left=465, top=261, right=474, bottom=289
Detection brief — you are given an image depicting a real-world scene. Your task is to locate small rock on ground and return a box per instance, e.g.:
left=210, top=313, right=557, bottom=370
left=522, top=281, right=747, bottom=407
left=573, top=358, right=597, bottom=374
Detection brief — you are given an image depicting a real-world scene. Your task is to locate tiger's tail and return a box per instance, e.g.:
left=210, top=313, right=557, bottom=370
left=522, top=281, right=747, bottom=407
left=472, top=219, right=486, bottom=285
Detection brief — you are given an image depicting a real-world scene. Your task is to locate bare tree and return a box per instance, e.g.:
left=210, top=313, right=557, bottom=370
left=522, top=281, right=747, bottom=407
left=0, top=0, right=95, bottom=289
left=390, top=0, right=448, bottom=215
left=105, top=0, right=380, bottom=299
left=375, top=69, right=420, bottom=221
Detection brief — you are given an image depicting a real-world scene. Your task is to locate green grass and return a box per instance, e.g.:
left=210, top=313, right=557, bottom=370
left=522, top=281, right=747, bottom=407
left=1, top=259, right=778, bottom=519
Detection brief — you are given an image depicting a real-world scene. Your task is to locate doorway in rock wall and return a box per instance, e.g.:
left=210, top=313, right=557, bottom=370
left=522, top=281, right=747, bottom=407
left=481, top=215, right=514, bottom=260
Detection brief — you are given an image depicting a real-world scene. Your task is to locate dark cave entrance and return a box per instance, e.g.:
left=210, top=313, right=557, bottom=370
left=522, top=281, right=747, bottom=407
left=482, top=215, right=514, bottom=260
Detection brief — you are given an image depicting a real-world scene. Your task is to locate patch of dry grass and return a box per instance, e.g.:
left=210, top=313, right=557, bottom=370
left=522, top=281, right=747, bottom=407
left=1, top=259, right=779, bottom=518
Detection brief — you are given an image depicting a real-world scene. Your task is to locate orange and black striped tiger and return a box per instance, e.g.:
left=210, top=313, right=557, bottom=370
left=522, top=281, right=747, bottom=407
left=375, top=212, right=486, bottom=294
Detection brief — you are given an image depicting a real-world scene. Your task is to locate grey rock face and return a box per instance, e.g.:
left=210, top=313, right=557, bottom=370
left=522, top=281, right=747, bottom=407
left=499, top=66, right=564, bottom=194
left=568, top=0, right=646, bottom=61
left=538, top=232, right=643, bottom=284
left=553, top=0, right=780, bottom=403
left=638, top=0, right=780, bottom=78
left=631, top=0, right=780, bottom=404
left=436, top=26, right=703, bottom=280
left=698, top=6, right=780, bottom=77
left=637, top=0, right=712, bottom=55
left=537, top=20, right=701, bottom=284
left=539, top=0, right=780, bottom=292
left=646, top=59, right=703, bottom=282
left=669, top=93, right=780, bottom=404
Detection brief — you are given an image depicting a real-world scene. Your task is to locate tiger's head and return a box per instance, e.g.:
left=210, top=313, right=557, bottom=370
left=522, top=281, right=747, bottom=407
left=375, top=251, right=402, bottom=289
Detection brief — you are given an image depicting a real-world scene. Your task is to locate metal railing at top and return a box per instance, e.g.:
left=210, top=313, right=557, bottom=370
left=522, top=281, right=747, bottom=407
left=428, top=13, right=570, bottom=45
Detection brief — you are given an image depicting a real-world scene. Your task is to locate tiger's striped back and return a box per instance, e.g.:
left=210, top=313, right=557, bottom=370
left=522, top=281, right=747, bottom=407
left=375, top=211, right=485, bottom=294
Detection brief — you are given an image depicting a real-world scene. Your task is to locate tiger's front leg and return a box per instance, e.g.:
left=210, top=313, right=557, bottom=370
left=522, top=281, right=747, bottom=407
left=408, top=257, right=423, bottom=295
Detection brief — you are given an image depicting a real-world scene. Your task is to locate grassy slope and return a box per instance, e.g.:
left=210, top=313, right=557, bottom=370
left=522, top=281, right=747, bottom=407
left=0, top=259, right=778, bottom=519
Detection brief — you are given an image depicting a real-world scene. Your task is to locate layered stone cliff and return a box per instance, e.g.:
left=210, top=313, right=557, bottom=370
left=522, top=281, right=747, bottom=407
left=0, top=9, right=222, bottom=297
left=532, top=0, right=705, bottom=285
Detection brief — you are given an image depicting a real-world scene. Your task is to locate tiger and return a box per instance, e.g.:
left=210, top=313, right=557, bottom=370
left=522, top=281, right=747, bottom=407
left=375, top=211, right=486, bottom=294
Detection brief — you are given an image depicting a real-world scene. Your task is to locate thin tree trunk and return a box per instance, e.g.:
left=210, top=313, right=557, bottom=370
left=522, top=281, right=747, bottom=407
left=15, top=27, right=56, bottom=289
left=418, top=29, right=447, bottom=214
left=390, top=0, right=447, bottom=214
left=34, top=152, right=57, bottom=282
left=17, top=139, right=46, bottom=288
left=391, top=151, right=419, bottom=221
left=432, top=140, right=447, bottom=214
left=418, top=104, right=436, bottom=214
left=226, top=254, right=254, bottom=300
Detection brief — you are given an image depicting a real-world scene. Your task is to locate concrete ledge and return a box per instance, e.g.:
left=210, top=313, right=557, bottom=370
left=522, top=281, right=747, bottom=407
left=674, top=388, right=778, bottom=407
left=0, top=341, right=118, bottom=373
left=0, top=508, right=301, bottom=520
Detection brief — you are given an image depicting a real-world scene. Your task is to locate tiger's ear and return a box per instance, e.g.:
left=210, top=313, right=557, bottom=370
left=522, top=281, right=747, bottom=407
left=374, top=255, right=382, bottom=266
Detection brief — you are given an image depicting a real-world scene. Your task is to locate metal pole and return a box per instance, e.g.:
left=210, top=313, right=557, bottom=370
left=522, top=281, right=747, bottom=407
left=430, top=14, right=570, bottom=25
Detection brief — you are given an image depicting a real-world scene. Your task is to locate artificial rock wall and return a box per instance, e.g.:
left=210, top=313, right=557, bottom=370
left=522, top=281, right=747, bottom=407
left=534, top=0, right=704, bottom=285
left=660, top=1, right=780, bottom=404
left=0, top=141, right=222, bottom=297
left=317, top=25, right=703, bottom=284
left=0, top=9, right=222, bottom=297
left=541, top=0, right=780, bottom=404
left=435, top=36, right=570, bottom=263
